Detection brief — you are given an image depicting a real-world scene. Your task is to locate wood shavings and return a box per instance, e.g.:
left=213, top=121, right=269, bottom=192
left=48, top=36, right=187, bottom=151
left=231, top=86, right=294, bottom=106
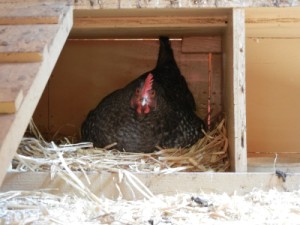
left=1, top=189, right=300, bottom=224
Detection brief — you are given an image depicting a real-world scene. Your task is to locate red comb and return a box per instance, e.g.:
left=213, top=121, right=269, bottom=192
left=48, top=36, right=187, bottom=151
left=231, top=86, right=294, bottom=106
left=141, top=73, right=153, bottom=96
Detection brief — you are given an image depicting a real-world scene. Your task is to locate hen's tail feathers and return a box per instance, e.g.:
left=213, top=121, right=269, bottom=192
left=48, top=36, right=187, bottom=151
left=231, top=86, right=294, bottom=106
left=156, top=36, right=178, bottom=69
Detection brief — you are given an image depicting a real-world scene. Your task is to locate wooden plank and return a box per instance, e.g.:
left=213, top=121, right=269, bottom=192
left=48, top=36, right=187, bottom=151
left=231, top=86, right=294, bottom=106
left=246, top=7, right=300, bottom=20
left=246, top=38, right=300, bottom=154
left=0, top=5, right=73, bottom=187
left=73, top=0, right=300, bottom=9
left=74, top=8, right=232, bottom=18
left=0, top=0, right=69, bottom=2
left=0, top=87, right=23, bottom=113
left=246, top=7, right=300, bottom=38
left=0, top=2, right=70, bottom=25
left=74, top=17, right=227, bottom=29
left=182, top=36, right=222, bottom=53
left=223, top=9, right=247, bottom=172
left=246, top=8, right=300, bottom=155
left=0, top=25, right=61, bottom=62
left=71, top=9, right=229, bottom=38
left=70, top=27, right=227, bottom=39
left=211, top=54, right=223, bottom=121
left=248, top=156, right=300, bottom=172
left=1, top=0, right=299, bottom=8
left=2, top=172, right=299, bottom=200
left=246, top=23, right=300, bottom=38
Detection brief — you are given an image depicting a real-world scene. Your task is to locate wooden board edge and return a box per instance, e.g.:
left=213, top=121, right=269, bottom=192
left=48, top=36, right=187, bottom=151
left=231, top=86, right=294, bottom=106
left=0, top=52, right=43, bottom=63
left=73, top=0, right=300, bottom=9
left=223, top=8, right=247, bottom=172
left=0, top=88, right=23, bottom=113
left=1, top=171, right=298, bottom=200
left=0, top=17, right=59, bottom=25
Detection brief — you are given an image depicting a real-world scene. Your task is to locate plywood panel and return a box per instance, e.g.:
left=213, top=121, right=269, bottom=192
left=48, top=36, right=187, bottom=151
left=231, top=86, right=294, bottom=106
left=74, top=0, right=300, bottom=9
left=0, top=2, right=69, bottom=25
left=246, top=38, right=300, bottom=154
left=182, top=36, right=222, bottom=53
left=0, top=87, right=23, bottom=113
left=246, top=7, right=300, bottom=38
left=0, top=25, right=60, bottom=62
left=33, top=38, right=223, bottom=141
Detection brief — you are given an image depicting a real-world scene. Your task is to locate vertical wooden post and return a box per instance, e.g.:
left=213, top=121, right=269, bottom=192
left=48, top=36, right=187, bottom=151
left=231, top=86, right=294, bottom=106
left=224, top=8, right=247, bottom=172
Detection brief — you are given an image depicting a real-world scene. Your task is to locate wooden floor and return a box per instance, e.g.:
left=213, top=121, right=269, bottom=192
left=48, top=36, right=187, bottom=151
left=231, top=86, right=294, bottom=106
left=0, top=1, right=73, bottom=186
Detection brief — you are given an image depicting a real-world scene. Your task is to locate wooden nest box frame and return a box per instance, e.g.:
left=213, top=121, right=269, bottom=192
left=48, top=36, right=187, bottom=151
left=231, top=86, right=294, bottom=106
left=33, top=8, right=246, bottom=172
left=1, top=1, right=300, bottom=194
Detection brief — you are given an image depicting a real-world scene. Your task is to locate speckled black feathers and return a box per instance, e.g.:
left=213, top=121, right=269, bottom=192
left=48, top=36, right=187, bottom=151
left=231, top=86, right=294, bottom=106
left=81, top=37, right=205, bottom=153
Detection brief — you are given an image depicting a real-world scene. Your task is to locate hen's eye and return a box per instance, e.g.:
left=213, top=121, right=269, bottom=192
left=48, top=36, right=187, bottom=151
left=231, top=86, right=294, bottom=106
left=135, top=88, right=140, bottom=95
left=150, top=90, right=156, bottom=97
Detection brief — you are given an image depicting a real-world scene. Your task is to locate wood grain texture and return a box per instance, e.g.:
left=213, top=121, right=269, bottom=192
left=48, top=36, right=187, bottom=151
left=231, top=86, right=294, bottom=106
left=74, top=0, right=300, bottom=9
left=0, top=25, right=61, bottom=62
left=74, top=16, right=228, bottom=29
left=223, top=9, right=247, bottom=172
left=246, top=38, right=300, bottom=154
left=248, top=155, right=300, bottom=172
left=0, top=87, right=23, bottom=113
left=2, top=172, right=299, bottom=200
left=71, top=8, right=230, bottom=39
left=0, top=4, right=73, bottom=187
left=182, top=36, right=222, bottom=53
left=71, top=13, right=228, bottom=38
left=246, top=7, right=300, bottom=38
left=0, top=2, right=70, bottom=25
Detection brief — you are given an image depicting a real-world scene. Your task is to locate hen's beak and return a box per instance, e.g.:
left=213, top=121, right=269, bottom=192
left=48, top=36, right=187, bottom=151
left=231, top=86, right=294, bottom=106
left=141, top=96, right=148, bottom=106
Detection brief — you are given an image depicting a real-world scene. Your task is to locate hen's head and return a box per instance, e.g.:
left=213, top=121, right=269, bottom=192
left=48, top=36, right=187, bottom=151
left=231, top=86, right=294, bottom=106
left=130, top=73, right=157, bottom=117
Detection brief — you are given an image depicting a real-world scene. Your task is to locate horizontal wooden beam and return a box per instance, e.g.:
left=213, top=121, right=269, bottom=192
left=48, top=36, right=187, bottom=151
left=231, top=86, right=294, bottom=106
left=73, top=0, right=300, bottom=9
left=2, top=172, right=298, bottom=200
left=71, top=13, right=228, bottom=38
left=248, top=155, right=300, bottom=172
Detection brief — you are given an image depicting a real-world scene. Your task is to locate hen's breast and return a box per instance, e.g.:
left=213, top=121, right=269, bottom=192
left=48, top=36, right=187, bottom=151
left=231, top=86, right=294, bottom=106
left=81, top=88, right=164, bottom=152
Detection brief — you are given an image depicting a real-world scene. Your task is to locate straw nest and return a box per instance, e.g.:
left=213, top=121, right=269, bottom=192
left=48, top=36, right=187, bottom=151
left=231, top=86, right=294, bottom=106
left=14, top=118, right=229, bottom=174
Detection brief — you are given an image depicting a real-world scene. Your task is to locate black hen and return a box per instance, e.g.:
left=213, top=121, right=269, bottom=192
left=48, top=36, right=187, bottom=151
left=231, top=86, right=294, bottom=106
left=81, top=37, right=205, bottom=153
